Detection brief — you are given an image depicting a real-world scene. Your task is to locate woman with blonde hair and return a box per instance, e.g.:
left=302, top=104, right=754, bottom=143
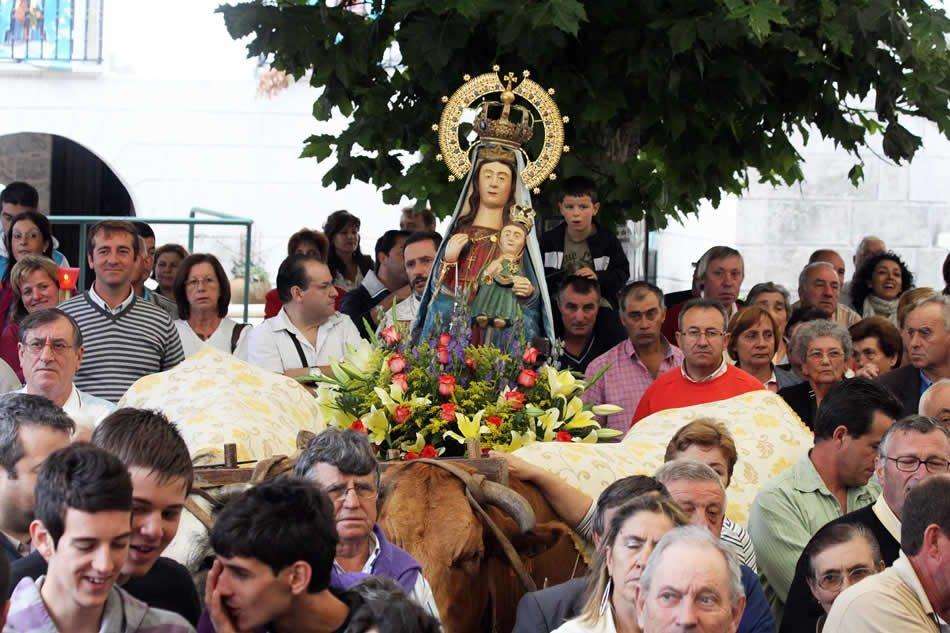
left=553, top=495, right=687, bottom=633
left=0, top=254, right=61, bottom=380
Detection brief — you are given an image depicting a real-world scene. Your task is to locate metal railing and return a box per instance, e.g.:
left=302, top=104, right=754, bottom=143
left=47, top=208, right=255, bottom=322
left=1, top=0, right=104, bottom=63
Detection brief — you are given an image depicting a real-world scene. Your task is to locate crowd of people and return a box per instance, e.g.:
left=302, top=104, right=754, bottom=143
left=0, top=176, right=947, bottom=633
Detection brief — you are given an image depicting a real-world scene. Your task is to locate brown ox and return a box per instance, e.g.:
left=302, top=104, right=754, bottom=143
left=379, top=461, right=587, bottom=633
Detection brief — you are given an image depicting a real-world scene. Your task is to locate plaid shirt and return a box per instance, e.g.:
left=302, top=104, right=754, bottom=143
left=583, top=338, right=684, bottom=434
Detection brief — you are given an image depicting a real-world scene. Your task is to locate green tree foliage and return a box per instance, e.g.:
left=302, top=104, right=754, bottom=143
left=219, top=0, right=950, bottom=228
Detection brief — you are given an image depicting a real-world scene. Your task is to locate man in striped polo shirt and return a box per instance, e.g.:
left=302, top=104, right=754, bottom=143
left=60, top=221, right=184, bottom=403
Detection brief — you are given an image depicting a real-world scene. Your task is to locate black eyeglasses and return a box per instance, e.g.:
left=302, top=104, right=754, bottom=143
left=883, top=456, right=950, bottom=474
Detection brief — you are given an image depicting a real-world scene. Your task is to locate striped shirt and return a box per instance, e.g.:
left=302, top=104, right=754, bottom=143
left=60, top=291, right=185, bottom=402
left=721, top=517, right=758, bottom=572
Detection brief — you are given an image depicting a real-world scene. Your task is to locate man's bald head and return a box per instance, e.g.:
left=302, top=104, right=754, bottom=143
left=920, top=379, right=950, bottom=427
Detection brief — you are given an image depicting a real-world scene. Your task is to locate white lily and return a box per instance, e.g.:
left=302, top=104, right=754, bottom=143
left=596, top=428, right=624, bottom=439
left=315, top=386, right=351, bottom=428
left=591, top=404, right=624, bottom=416
left=545, top=365, right=580, bottom=398
left=344, top=340, right=376, bottom=373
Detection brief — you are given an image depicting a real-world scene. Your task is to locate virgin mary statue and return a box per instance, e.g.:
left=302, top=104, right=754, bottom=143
left=413, top=143, right=555, bottom=345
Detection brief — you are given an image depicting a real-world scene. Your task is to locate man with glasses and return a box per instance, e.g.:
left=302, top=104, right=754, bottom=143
left=14, top=308, right=114, bottom=435
left=631, top=298, right=763, bottom=426
left=294, top=428, right=440, bottom=620
left=780, top=414, right=950, bottom=632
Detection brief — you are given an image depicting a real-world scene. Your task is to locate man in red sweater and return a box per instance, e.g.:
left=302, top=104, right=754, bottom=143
left=632, top=298, right=763, bottom=426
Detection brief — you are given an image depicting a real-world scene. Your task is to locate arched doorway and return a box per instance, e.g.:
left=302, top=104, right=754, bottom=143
left=0, top=132, right=133, bottom=267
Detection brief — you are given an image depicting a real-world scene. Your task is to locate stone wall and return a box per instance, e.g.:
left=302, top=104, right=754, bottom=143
left=0, top=133, right=52, bottom=210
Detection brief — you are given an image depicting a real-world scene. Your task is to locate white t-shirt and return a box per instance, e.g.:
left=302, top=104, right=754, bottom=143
left=16, top=384, right=115, bottom=429
left=246, top=307, right=362, bottom=372
left=174, top=318, right=251, bottom=361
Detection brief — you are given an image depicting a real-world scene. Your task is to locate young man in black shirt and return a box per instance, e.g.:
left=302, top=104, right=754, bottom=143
left=340, top=230, right=411, bottom=339
left=9, top=408, right=200, bottom=625
left=199, top=477, right=363, bottom=633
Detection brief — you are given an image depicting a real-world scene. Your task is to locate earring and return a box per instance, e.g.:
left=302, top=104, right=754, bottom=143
left=599, top=578, right=612, bottom=615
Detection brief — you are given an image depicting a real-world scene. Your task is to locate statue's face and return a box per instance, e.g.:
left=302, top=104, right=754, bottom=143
left=477, top=161, right=513, bottom=208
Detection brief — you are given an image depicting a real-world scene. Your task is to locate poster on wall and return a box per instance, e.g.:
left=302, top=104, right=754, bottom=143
left=0, top=0, right=79, bottom=62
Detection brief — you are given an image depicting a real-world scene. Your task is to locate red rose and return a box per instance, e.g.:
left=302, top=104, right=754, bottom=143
left=379, top=326, right=401, bottom=346
left=556, top=431, right=573, bottom=442
left=394, top=405, right=411, bottom=424
left=505, top=390, right=526, bottom=410
left=517, top=369, right=538, bottom=389
left=387, top=353, right=407, bottom=374
left=437, top=346, right=451, bottom=365
left=350, top=420, right=366, bottom=433
left=486, top=415, right=503, bottom=428
left=438, top=333, right=452, bottom=347
left=465, top=357, right=476, bottom=371
left=404, top=451, right=419, bottom=461
left=440, top=403, right=457, bottom=421
left=522, top=346, right=540, bottom=365
left=420, top=445, right=438, bottom=459
left=391, top=373, right=409, bottom=393
left=438, top=374, right=456, bottom=398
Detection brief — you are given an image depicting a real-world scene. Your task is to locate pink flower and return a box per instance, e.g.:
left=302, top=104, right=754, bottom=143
left=486, top=415, right=503, bottom=428
left=505, top=390, right=526, bottom=410
left=391, top=373, right=409, bottom=393
left=437, top=346, right=451, bottom=365
left=438, top=333, right=452, bottom=347
left=440, top=403, right=457, bottom=421
left=438, top=374, right=456, bottom=398
left=517, top=369, right=538, bottom=389
left=394, top=405, right=411, bottom=425
left=350, top=420, right=366, bottom=433
left=522, top=347, right=540, bottom=365
left=420, top=445, right=438, bottom=459
left=387, top=353, right=407, bottom=374
left=556, top=431, right=573, bottom=442
left=380, top=326, right=401, bottom=346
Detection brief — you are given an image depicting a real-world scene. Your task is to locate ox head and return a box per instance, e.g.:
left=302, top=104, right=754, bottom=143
left=379, top=462, right=571, bottom=633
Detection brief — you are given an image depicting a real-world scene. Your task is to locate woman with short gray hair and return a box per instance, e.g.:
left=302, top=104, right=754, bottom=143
left=778, top=320, right=852, bottom=430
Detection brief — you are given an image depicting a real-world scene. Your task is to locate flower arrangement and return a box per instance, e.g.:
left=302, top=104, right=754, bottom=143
left=300, top=311, right=622, bottom=460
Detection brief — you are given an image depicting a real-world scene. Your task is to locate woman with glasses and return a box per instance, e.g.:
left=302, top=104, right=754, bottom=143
left=803, top=522, right=884, bottom=633
left=553, top=495, right=688, bottom=633
left=728, top=306, right=801, bottom=392
left=172, top=253, right=252, bottom=360
left=778, top=320, right=853, bottom=430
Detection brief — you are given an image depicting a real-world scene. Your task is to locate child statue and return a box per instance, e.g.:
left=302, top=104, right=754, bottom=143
left=470, top=206, right=535, bottom=331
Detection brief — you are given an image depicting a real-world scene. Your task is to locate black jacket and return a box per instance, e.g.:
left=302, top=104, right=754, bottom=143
left=554, top=307, right=626, bottom=375
left=877, top=364, right=924, bottom=419
left=778, top=381, right=817, bottom=431
left=513, top=577, right=587, bottom=633
left=539, top=221, right=629, bottom=309
left=340, top=271, right=392, bottom=340
left=779, top=503, right=900, bottom=633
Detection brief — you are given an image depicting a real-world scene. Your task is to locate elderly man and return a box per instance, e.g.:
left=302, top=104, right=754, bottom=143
left=247, top=254, right=361, bottom=375
left=781, top=415, right=950, bottom=633
left=810, top=249, right=847, bottom=286
left=795, top=261, right=861, bottom=328
left=554, top=276, right=625, bottom=374
left=879, top=295, right=950, bottom=418
left=824, top=475, right=950, bottom=632
left=842, top=236, right=886, bottom=306
left=583, top=281, right=684, bottom=433
left=0, top=393, right=74, bottom=563
left=636, top=526, right=747, bottom=633
left=920, top=379, right=949, bottom=426
left=632, top=298, right=762, bottom=425
left=15, top=309, right=115, bottom=434
left=749, top=378, right=901, bottom=618
left=654, top=461, right=774, bottom=633
left=378, top=231, right=441, bottom=332
left=293, top=428, right=439, bottom=619
left=661, top=246, right=745, bottom=342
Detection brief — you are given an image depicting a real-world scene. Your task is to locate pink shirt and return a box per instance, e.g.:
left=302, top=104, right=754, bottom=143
left=583, top=338, right=685, bottom=434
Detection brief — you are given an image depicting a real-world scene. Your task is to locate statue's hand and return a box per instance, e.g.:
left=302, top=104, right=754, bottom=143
left=443, top=234, right=469, bottom=263
left=512, top=276, right=535, bottom=298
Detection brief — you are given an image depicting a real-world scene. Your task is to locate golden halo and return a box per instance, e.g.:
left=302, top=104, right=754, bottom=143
left=436, top=70, right=566, bottom=191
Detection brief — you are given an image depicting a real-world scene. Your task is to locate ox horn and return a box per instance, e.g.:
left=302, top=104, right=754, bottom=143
left=480, top=480, right=536, bottom=533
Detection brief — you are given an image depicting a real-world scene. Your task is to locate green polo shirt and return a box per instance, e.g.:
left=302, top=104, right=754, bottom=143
left=748, top=452, right=880, bottom=620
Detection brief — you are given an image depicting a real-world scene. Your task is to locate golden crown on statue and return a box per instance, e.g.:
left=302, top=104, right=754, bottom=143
left=509, top=204, right=536, bottom=230
left=434, top=66, right=568, bottom=192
